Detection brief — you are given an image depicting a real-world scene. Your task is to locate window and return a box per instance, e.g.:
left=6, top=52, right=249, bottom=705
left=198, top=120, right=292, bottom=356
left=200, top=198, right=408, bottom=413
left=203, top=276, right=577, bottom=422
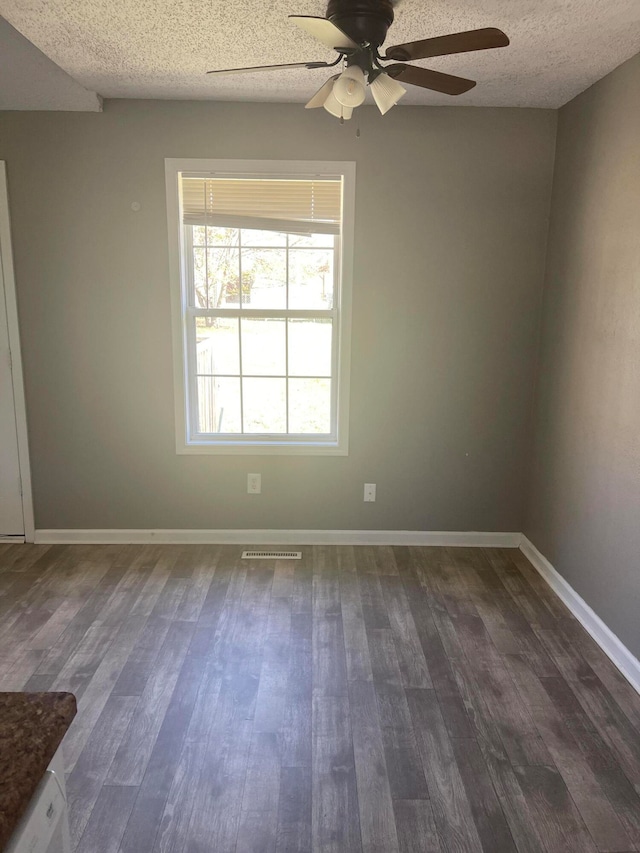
left=165, top=160, right=355, bottom=454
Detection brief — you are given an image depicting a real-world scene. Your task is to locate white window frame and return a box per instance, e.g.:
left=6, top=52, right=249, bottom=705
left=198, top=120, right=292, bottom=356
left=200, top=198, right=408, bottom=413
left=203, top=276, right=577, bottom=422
left=165, top=158, right=355, bottom=455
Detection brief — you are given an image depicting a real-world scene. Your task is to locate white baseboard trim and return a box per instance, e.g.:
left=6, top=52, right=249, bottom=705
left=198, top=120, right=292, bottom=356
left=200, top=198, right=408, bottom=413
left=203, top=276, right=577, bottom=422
left=33, top=529, right=522, bottom=548
left=520, top=536, right=640, bottom=695
left=0, top=535, right=25, bottom=543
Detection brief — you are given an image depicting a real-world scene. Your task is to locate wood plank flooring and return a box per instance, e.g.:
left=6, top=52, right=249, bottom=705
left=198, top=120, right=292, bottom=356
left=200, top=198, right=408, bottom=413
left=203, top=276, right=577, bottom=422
left=1, top=543, right=640, bottom=852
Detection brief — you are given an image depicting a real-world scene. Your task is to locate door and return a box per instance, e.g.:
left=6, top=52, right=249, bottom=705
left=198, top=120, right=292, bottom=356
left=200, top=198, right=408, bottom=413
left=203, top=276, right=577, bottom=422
left=0, top=215, right=23, bottom=535
left=0, top=162, right=31, bottom=539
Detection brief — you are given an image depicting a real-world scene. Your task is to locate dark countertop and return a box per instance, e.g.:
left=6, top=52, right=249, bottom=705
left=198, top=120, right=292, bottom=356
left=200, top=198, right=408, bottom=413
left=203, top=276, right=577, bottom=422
left=0, top=692, right=76, bottom=851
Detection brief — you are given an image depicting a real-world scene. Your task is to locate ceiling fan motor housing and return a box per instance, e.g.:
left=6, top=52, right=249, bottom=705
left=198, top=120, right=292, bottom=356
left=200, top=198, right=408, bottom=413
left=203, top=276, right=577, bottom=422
left=326, top=0, right=395, bottom=47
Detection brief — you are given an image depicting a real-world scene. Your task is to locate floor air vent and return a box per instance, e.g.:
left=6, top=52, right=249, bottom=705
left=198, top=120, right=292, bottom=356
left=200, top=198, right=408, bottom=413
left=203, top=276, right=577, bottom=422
left=242, top=550, right=302, bottom=560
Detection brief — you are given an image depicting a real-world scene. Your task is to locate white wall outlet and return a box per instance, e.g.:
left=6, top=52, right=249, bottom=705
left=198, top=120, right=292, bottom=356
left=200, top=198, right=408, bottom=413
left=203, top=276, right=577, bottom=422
left=364, top=483, right=376, bottom=502
left=247, top=473, right=261, bottom=494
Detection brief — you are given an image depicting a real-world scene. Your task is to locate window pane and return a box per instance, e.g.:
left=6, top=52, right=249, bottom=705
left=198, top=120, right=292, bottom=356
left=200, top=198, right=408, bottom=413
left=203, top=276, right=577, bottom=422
left=192, top=247, right=240, bottom=309
left=199, top=248, right=241, bottom=308
left=243, top=378, right=286, bottom=433
left=195, top=317, right=239, bottom=375
left=288, top=319, right=332, bottom=377
left=289, top=379, right=331, bottom=434
left=288, top=233, right=335, bottom=248
left=288, top=248, right=334, bottom=309
left=197, top=377, right=241, bottom=433
left=241, top=248, right=286, bottom=309
left=207, top=226, right=239, bottom=245
left=192, top=226, right=207, bottom=246
left=193, top=247, right=206, bottom=305
left=241, top=318, right=286, bottom=376
left=242, top=228, right=287, bottom=247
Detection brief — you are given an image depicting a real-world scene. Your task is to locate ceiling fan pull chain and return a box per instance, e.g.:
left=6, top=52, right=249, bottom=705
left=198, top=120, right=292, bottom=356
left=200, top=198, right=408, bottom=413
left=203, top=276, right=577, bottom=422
left=339, top=55, right=346, bottom=127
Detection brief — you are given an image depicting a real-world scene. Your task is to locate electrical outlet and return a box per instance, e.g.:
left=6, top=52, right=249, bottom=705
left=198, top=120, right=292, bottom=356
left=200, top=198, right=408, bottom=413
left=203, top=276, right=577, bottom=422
left=364, top=483, right=376, bottom=502
left=247, top=473, right=261, bottom=494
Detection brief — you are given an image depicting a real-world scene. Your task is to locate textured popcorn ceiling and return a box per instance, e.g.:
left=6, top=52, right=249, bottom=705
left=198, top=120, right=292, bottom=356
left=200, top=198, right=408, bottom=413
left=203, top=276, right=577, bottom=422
left=1, top=0, right=640, bottom=108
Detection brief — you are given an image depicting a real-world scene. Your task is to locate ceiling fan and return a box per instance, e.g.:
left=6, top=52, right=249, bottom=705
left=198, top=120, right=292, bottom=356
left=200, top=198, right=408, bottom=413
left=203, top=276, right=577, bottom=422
left=207, top=0, right=509, bottom=120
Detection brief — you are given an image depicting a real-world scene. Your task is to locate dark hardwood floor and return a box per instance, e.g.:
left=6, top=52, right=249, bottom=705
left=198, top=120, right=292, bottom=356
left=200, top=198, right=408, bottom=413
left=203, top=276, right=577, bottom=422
left=1, top=542, right=640, bottom=852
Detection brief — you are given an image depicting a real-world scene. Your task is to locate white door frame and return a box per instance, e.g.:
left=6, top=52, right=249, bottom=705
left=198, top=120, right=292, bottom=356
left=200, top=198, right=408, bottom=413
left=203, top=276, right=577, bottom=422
left=0, top=162, right=34, bottom=542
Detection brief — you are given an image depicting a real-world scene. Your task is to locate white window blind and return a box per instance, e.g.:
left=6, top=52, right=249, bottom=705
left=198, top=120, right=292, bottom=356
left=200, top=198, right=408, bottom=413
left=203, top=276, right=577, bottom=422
left=181, top=177, right=342, bottom=234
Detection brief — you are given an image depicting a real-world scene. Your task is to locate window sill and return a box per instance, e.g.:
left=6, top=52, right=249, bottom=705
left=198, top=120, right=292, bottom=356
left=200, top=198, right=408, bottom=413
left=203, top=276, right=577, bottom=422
left=177, top=439, right=349, bottom=456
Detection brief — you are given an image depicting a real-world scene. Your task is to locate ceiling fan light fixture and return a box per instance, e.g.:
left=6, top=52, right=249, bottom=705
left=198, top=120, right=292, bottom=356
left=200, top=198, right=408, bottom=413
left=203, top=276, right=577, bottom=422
left=333, top=65, right=367, bottom=107
left=370, top=71, right=407, bottom=115
left=323, top=87, right=354, bottom=120
left=305, top=75, right=339, bottom=108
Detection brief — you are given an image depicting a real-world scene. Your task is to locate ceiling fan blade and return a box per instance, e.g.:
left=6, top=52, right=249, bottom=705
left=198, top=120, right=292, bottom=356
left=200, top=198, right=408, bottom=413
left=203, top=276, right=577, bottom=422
left=386, top=64, right=476, bottom=96
left=385, top=27, right=509, bottom=62
left=289, top=15, right=359, bottom=50
left=305, top=75, right=339, bottom=108
left=207, top=60, right=332, bottom=75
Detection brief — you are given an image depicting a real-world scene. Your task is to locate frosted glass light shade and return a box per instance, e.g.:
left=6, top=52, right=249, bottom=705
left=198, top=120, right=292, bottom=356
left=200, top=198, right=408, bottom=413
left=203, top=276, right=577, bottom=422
left=370, top=72, right=407, bottom=115
left=323, top=88, right=353, bottom=120
left=305, top=75, right=339, bottom=109
left=333, top=66, right=367, bottom=108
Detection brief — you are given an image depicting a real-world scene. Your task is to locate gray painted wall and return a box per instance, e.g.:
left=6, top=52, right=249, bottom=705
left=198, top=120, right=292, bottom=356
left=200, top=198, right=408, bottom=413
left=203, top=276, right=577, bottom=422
left=526, top=54, right=640, bottom=658
left=0, top=100, right=556, bottom=531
